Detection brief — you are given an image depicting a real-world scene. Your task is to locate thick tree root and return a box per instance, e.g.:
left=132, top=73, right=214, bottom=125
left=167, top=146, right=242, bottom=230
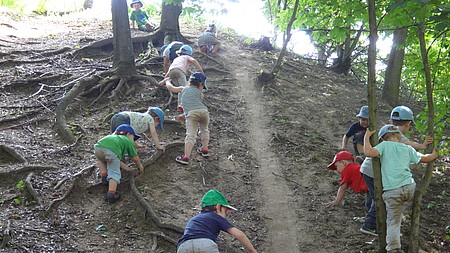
left=130, top=142, right=184, bottom=234
left=1, top=220, right=11, bottom=249
left=25, top=172, right=41, bottom=206
left=44, top=165, right=96, bottom=217
left=0, top=144, right=27, bottom=164
left=0, top=165, right=59, bottom=184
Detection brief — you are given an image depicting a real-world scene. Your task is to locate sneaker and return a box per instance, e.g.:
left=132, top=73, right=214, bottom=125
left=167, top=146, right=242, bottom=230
left=387, top=249, right=405, bottom=253
left=197, top=147, right=210, bottom=157
left=360, top=226, right=377, bottom=236
left=101, top=175, right=108, bottom=186
left=106, top=191, right=121, bottom=204
left=175, top=155, right=190, bottom=165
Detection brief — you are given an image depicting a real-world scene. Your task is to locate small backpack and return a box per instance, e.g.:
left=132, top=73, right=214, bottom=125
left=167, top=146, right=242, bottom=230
left=169, top=43, right=183, bottom=62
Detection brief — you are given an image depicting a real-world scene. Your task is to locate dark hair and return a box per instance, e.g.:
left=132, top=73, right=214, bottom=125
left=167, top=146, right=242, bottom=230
left=391, top=119, right=410, bottom=126
left=201, top=205, right=217, bottom=212
left=190, top=79, right=202, bottom=87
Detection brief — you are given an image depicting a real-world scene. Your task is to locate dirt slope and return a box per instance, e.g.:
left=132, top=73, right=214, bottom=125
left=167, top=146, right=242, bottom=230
left=0, top=11, right=449, bottom=253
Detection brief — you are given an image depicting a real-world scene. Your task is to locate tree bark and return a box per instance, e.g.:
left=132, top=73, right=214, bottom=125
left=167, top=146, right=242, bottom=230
left=111, top=0, right=137, bottom=77
left=159, top=0, right=183, bottom=44
left=381, top=27, right=408, bottom=106
left=408, top=21, right=435, bottom=253
left=367, top=0, right=387, bottom=251
left=330, top=25, right=364, bottom=74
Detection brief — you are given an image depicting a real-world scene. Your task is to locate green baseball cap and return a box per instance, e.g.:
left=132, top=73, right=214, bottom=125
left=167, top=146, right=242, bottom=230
left=201, top=190, right=237, bottom=210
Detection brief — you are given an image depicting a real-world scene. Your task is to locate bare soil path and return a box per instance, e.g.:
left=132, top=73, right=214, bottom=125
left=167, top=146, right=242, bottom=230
left=221, top=46, right=302, bottom=252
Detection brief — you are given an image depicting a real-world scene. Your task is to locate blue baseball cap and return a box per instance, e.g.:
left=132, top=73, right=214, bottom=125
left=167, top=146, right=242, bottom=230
left=378, top=124, right=401, bottom=141
left=177, top=45, right=193, bottom=56
left=356, top=106, right=369, bottom=119
left=390, top=106, right=415, bottom=124
left=150, top=107, right=165, bottom=130
left=115, top=124, right=141, bottom=141
left=130, top=0, right=143, bottom=8
left=190, top=72, right=207, bottom=90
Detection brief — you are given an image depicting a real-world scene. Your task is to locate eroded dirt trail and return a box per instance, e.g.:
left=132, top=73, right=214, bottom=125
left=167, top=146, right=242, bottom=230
left=223, top=49, right=302, bottom=252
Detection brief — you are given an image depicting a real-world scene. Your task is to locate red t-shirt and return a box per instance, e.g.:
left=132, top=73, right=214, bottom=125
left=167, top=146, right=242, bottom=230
left=340, top=163, right=368, bottom=193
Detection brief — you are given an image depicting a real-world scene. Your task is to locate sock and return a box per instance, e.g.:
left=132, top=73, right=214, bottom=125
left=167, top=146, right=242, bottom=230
left=101, top=173, right=107, bottom=177
left=107, top=190, right=116, bottom=196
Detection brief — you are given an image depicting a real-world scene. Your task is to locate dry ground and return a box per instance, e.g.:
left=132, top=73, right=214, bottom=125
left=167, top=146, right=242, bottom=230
left=0, top=9, right=449, bottom=253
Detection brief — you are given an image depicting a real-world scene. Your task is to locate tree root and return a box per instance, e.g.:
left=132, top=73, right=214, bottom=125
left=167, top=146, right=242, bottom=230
left=55, top=70, right=99, bottom=143
left=1, top=220, right=11, bottom=249
left=0, top=144, right=27, bottom=164
left=0, top=108, right=45, bottom=125
left=24, top=172, right=41, bottom=206
left=148, top=231, right=178, bottom=245
left=203, top=66, right=233, bottom=75
left=130, top=142, right=184, bottom=234
left=44, top=165, right=96, bottom=217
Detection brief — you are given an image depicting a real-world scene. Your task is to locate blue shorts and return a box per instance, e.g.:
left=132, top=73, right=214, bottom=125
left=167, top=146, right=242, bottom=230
left=110, top=113, right=130, bottom=133
left=94, top=146, right=121, bottom=184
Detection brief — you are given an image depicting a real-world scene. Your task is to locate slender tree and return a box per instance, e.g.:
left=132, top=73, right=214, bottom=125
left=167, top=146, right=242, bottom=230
left=367, top=0, right=387, bottom=251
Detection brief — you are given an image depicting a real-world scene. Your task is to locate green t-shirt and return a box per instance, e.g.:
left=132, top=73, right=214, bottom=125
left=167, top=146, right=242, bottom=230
left=95, top=134, right=137, bottom=160
left=374, top=141, right=422, bottom=191
left=130, top=10, right=149, bottom=26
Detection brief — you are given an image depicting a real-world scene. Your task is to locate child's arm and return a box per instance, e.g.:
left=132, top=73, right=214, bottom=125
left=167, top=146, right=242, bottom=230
left=166, top=81, right=184, bottom=93
left=405, top=136, right=433, bottom=150
left=420, top=147, right=438, bottom=163
left=326, top=183, right=348, bottom=206
left=189, top=58, right=204, bottom=73
left=131, top=156, right=144, bottom=174
left=340, top=135, right=349, bottom=150
left=148, top=123, right=165, bottom=152
left=363, top=129, right=380, bottom=157
left=226, top=227, right=257, bottom=253
left=163, top=57, right=170, bottom=74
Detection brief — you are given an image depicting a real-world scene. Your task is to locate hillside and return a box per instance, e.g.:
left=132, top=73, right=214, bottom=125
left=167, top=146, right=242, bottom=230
left=0, top=10, right=449, bottom=253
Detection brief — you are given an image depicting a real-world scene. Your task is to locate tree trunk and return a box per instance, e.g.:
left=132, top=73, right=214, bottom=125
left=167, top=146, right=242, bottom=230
left=111, top=0, right=137, bottom=77
left=367, top=0, right=387, bottom=251
left=330, top=25, right=364, bottom=74
left=271, top=0, right=300, bottom=75
left=408, top=21, right=435, bottom=253
left=381, top=27, right=408, bottom=106
left=159, top=0, right=184, bottom=45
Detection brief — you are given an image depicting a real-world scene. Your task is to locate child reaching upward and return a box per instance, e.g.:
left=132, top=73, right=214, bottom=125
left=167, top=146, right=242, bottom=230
left=364, top=124, right=437, bottom=253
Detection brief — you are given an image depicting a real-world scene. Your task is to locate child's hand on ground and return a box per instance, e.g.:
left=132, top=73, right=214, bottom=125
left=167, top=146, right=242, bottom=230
left=138, top=165, right=144, bottom=175
left=325, top=200, right=339, bottom=207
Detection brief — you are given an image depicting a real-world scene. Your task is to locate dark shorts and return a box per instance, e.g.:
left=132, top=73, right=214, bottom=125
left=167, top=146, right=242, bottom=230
left=353, top=132, right=365, bottom=144
left=110, top=113, right=130, bottom=133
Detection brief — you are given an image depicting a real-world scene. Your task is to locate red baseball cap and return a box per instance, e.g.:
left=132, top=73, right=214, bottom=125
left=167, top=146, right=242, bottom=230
left=327, top=151, right=355, bottom=170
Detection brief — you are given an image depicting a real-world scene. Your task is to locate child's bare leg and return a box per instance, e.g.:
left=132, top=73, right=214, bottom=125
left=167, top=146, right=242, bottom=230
left=356, top=143, right=364, bottom=155
left=108, top=179, right=118, bottom=192
left=145, top=23, right=154, bottom=32
left=210, top=43, right=221, bottom=55
left=185, top=142, right=194, bottom=158
left=98, top=160, right=107, bottom=174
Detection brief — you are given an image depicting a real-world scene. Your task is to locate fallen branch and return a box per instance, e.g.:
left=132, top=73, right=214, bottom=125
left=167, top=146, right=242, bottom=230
left=24, top=172, right=41, bottom=206
left=44, top=165, right=96, bottom=216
